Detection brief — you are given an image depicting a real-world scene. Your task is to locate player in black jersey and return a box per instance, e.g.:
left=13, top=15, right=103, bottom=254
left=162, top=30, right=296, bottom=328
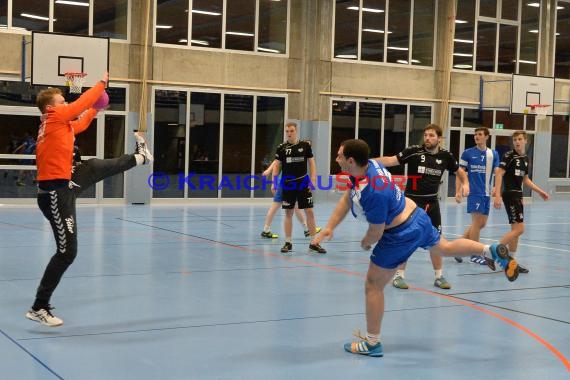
left=272, top=121, right=326, bottom=255
left=375, top=124, right=469, bottom=289
left=493, top=130, right=549, bottom=273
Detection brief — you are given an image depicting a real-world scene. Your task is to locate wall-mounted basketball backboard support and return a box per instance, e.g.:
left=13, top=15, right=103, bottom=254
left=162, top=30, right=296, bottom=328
left=511, top=74, right=555, bottom=116
left=31, top=32, right=109, bottom=88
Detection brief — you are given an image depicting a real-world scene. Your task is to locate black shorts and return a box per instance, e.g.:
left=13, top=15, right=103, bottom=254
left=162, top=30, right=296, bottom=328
left=502, top=192, right=524, bottom=224
left=281, top=177, right=314, bottom=209
left=407, top=195, right=441, bottom=233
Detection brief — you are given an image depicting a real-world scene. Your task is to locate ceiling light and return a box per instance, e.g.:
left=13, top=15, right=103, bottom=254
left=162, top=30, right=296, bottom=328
left=55, top=0, right=89, bottom=6
left=454, top=64, right=473, bottom=69
left=258, top=47, right=280, bottom=53
left=454, top=38, right=474, bottom=43
left=387, top=46, right=408, bottom=51
left=347, top=6, right=384, bottom=13
left=335, top=54, right=357, bottom=59
left=191, top=39, right=210, bottom=46
left=226, top=31, right=254, bottom=36
left=529, top=29, right=539, bottom=33
left=527, top=2, right=540, bottom=7
left=363, top=28, right=392, bottom=34
left=156, top=25, right=173, bottom=29
left=455, top=19, right=468, bottom=24
left=21, top=13, right=54, bottom=21
left=515, top=60, right=537, bottom=64
left=192, top=9, right=222, bottom=16
left=453, top=52, right=473, bottom=57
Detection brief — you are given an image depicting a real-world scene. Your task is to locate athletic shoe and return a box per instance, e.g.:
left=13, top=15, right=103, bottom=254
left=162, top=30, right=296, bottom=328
left=454, top=257, right=463, bottom=263
left=304, top=227, right=322, bottom=237
left=517, top=264, right=529, bottom=274
left=260, top=231, right=278, bottom=239
left=344, top=331, right=383, bottom=357
left=484, top=256, right=496, bottom=271
left=25, top=306, right=63, bottom=327
left=392, top=275, right=409, bottom=289
left=489, top=243, right=519, bottom=282
left=434, top=276, right=451, bottom=289
left=309, top=243, right=326, bottom=254
left=280, top=242, right=292, bottom=255
left=134, top=132, right=154, bottom=164
left=470, top=255, right=488, bottom=265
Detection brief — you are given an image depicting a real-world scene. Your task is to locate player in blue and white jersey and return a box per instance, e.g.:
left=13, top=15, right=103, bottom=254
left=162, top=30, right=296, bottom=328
left=455, top=127, right=500, bottom=265
left=311, top=139, right=518, bottom=357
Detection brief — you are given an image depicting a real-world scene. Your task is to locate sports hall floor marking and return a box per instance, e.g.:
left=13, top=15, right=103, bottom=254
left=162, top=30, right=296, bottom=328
left=0, top=328, right=64, bottom=379
left=115, top=217, right=570, bottom=371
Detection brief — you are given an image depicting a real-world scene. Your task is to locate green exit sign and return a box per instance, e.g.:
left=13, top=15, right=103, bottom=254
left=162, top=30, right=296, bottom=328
left=495, top=123, right=504, bottom=129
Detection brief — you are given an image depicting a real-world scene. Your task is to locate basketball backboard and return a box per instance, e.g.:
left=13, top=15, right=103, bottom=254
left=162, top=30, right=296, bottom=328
left=511, top=74, right=555, bottom=116
left=31, top=32, right=109, bottom=88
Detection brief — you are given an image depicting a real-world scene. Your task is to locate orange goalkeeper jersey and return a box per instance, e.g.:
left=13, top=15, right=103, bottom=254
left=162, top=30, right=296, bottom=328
left=35, top=82, right=105, bottom=181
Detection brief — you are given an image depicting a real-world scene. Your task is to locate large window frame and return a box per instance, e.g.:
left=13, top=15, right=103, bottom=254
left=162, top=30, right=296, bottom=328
left=151, top=86, right=288, bottom=199
left=453, top=0, right=540, bottom=75
left=328, top=97, right=433, bottom=174
left=333, top=0, right=437, bottom=67
left=0, top=0, right=130, bottom=41
left=0, top=79, right=130, bottom=201
left=154, top=0, right=290, bottom=56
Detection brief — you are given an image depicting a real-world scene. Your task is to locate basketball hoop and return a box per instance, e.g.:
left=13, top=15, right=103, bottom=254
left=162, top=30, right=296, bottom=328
left=64, top=72, right=87, bottom=94
left=529, top=104, right=550, bottom=120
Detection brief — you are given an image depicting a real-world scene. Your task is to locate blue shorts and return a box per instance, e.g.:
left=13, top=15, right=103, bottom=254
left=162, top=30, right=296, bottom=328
left=467, top=195, right=491, bottom=215
left=370, top=208, right=441, bottom=269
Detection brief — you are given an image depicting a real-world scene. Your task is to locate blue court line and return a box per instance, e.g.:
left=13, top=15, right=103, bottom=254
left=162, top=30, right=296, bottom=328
left=0, top=328, right=64, bottom=379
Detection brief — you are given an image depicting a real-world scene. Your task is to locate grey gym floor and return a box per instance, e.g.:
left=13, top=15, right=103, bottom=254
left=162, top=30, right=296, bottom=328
left=0, top=197, right=569, bottom=379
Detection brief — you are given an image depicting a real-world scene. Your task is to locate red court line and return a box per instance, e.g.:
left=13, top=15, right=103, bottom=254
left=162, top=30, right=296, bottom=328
left=214, top=239, right=570, bottom=372
left=139, top=223, right=569, bottom=373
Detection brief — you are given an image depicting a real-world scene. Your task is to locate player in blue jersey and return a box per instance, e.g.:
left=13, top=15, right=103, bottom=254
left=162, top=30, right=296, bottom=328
left=455, top=127, right=500, bottom=265
left=311, top=139, right=518, bottom=357
left=493, top=130, right=549, bottom=273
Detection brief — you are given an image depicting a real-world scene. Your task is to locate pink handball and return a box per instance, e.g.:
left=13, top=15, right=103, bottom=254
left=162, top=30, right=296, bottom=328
left=93, top=91, right=109, bottom=110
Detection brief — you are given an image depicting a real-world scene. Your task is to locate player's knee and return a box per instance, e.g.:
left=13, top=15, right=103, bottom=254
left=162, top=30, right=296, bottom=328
left=54, top=248, right=77, bottom=267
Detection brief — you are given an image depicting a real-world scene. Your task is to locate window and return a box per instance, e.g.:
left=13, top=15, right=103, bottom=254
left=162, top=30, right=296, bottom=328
left=453, top=0, right=539, bottom=74
left=550, top=116, right=570, bottom=178
left=94, top=0, right=128, bottom=39
left=334, top=0, right=435, bottom=66
left=329, top=99, right=433, bottom=175
left=152, top=89, right=286, bottom=198
left=3, top=0, right=128, bottom=39
left=0, top=81, right=127, bottom=199
left=555, top=1, right=570, bottom=78
left=156, top=0, right=188, bottom=45
left=156, top=0, right=289, bottom=54
left=447, top=106, right=537, bottom=196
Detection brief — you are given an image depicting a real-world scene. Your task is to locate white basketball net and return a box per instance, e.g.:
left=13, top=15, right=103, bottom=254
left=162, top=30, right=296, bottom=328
left=64, top=72, right=87, bottom=94
left=531, top=105, right=550, bottom=120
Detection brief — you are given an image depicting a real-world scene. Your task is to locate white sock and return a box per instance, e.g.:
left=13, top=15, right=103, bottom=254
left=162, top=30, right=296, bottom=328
left=264, top=225, right=270, bottom=232
left=303, top=223, right=308, bottom=230
left=435, top=269, right=443, bottom=279
left=134, top=154, right=145, bottom=165
left=366, top=332, right=380, bottom=345
left=395, top=270, right=405, bottom=278
left=483, top=245, right=490, bottom=256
